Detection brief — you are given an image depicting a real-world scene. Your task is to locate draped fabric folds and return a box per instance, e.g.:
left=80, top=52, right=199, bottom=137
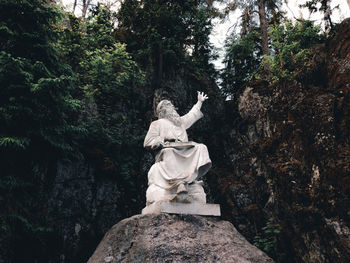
left=144, top=105, right=212, bottom=195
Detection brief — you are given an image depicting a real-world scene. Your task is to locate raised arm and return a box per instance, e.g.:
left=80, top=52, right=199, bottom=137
left=195, top=91, right=209, bottom=110
left=180, top=91, right=209, bottom=129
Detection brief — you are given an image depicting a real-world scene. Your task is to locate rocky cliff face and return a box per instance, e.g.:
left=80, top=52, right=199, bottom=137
left=88, top=214, right=274, bottom=263
left=46, top=161, right=126, bottom=262
left=205, top=19, right=350, bottom=262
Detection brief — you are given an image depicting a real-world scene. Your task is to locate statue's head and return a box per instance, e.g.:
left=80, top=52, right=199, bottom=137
left=157, top=100, right=174, bottom=118
left=156, top=100, right=181, bottom=126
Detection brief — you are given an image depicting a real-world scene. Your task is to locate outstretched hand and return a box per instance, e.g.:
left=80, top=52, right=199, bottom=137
left=197, top=91, right=209, bottom=102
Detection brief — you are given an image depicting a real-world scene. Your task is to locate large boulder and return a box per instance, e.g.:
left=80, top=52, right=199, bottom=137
left=88, top=214, right=274, bottom=263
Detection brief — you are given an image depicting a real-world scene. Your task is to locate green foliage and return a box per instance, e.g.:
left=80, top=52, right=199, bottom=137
left=80, top=43, right=142, bottom=99
left=253, top=218, right=281, bottom=258
left=221, top=19, right=326, bottom=96
left=221, top=30, right=262, bottom=95
left=78, top=41, right=146, bottom=158
left=60, top=5, right=145, bottom=152
left=0, top=1, right=83, bottom=261
left=0, top=0, right=83, bottom=158
left=118, top=0, right=189, bottom=66
left=86, top=6, right=117, bottom=49
left=0, top=2, right=147, bottom=259
left=188, top=4, right=218, bottom=77
left=0, top=6, right=85, bottom=254
left=59, top=5, right=146, bottom=214
left=117, top=0, right=216, bottom=76
left=269, top=20, right=325, bottom=82
left=0, top=136, right=30, bottom=150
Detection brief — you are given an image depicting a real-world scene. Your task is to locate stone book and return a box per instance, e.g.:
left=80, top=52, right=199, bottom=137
left=162, top=141, right=196, bottom=149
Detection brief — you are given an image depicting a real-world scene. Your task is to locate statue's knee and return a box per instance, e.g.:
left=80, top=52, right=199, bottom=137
left=196, top=143, right=208, bottom=151
left=146, top=184, right=171, bottom=204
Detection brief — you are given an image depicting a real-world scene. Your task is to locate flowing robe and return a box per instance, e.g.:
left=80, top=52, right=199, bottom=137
left=144, top=104, right=212, bottom=203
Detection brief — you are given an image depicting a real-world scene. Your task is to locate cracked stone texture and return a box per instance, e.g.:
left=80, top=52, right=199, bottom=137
left=87, top=213, right=274, bottom=263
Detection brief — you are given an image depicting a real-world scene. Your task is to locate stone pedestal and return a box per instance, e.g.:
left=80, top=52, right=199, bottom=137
left=143, top=181, right=220, bottom=216
left=142, top=201, right=221, bottom=216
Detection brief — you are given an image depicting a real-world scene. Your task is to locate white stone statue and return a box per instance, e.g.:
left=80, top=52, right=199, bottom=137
left=143, top=92, right=212, bottom=210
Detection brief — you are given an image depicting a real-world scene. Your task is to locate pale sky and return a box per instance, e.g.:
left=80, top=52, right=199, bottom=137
left=61, top=0, right=350, bottom=69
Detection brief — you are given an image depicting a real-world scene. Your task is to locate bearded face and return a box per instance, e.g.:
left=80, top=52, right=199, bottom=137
left=157, top=100, right=182, bottom=126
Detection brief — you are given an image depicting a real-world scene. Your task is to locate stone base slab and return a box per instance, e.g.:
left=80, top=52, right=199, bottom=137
left=142, top=201, right=221, bottom=216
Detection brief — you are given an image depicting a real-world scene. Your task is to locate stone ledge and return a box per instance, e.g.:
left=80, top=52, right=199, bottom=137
left=142, top=201, right=221, bottom=216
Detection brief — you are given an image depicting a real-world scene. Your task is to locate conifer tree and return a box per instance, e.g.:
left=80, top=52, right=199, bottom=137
left=0, top=1, right=82, bottom=261
left=0, top=0, right=81, bottom=159
left=220, top=0, right=284, bottom=94
left=116, top=0, right=216, bottom=85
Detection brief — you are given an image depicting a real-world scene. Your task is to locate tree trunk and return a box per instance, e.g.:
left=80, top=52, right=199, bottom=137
left=82, top=0, right=92, bottom=18
left=240, top=8, right=251, bottom=37
left=323, top=0, right=332, bottom=35
left=257, top=0, right=269, bottom=70
left=73, top=0, right=77, bottom=14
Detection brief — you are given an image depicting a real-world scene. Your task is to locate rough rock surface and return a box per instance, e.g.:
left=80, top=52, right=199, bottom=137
left=88, top=213, right=273, bottom=263
left=46, top=161, right=127, bottom=262
left=205, top=18, right=350, bottom=262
